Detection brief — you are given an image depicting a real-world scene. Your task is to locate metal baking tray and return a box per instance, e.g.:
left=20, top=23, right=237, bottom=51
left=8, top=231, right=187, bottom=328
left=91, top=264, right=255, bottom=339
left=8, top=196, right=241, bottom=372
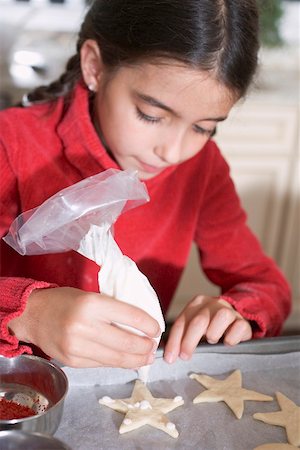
left=55, top=336, right=300, bottom=450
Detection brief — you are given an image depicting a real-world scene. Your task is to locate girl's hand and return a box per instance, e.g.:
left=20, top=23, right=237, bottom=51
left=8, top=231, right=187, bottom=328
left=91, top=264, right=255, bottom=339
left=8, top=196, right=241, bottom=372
left=164, top=295, right=252, bottom=364
left=8, top=287, right=160, bottom=369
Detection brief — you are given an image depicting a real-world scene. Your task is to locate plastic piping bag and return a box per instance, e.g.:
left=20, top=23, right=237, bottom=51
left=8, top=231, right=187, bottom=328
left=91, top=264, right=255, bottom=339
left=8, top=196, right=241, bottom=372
left=3, top=169, right=165, bottom=381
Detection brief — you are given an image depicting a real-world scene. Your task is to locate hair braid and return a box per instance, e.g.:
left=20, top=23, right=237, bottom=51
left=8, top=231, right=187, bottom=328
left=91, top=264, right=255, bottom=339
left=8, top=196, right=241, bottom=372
left=25, top=53, right=81, bottom=105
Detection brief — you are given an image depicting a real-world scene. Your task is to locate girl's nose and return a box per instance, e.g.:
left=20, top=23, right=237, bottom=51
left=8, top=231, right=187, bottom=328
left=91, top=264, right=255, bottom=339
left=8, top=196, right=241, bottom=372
left=154, top=134, right=183, bottom=165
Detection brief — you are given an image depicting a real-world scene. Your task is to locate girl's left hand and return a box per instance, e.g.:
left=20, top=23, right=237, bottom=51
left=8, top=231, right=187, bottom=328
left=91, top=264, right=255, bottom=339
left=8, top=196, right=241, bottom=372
left=164, top=295, right=252, bottom=364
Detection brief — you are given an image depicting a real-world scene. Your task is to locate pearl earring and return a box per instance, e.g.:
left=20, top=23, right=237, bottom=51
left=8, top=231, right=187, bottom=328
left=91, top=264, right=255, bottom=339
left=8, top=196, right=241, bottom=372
left=88, top=83, right=96, bottom=92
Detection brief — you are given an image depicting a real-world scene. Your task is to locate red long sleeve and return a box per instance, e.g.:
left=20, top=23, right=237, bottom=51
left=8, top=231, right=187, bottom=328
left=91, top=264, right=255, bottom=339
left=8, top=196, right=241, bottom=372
left=193, top=151, right=291, bottom=337
left=0, top=277, right=55, bottom=356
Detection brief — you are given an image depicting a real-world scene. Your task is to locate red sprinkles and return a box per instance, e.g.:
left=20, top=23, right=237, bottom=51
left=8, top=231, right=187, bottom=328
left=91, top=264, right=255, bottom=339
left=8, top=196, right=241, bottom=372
left=0, top=398, right=36, bottom=420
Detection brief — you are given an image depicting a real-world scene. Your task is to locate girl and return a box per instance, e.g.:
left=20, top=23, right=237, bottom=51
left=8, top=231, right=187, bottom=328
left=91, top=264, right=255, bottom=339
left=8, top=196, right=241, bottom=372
left=0, top=0, right=290, bottom=369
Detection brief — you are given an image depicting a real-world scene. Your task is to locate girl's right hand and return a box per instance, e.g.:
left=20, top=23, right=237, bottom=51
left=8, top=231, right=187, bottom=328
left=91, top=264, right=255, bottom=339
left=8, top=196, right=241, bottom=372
left=8, top=287, right=160, bottom=368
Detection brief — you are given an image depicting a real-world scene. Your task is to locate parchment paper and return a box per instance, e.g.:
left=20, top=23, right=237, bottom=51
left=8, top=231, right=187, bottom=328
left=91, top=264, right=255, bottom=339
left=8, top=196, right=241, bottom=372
left=55, top=339, right=300, bottom=450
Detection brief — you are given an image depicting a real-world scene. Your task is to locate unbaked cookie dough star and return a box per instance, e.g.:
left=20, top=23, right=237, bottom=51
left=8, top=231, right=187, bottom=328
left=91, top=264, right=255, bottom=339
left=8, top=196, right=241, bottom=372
left=253, top=392, right=300, bottom=447
left=190, top=369, right=273, bottom=419
left=98, top=379, right=184, bottom=438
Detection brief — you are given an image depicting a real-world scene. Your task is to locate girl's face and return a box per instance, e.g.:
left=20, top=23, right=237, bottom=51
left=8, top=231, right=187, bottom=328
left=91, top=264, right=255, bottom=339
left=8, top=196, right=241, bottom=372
left=93, top=61, right=236, bottom=180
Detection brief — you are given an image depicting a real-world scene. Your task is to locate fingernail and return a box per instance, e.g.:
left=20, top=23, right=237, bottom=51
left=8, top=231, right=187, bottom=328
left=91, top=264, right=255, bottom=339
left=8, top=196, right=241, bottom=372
left=164, top=351, right=176, bottom=364
left=154, top=325, right=161, bottom=338
left=179, top=352, right=190, bottom=361
left=152, top=341, right=158, bottom=354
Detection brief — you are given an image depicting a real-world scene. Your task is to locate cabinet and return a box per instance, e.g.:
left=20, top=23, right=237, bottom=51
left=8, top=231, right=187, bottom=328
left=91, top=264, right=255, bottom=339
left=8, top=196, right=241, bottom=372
left=167, top=48, right=299, bottom=334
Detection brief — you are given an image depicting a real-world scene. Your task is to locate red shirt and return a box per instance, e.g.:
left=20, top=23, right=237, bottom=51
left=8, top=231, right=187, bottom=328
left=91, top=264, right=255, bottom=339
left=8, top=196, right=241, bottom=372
left=0, top=82, right=291, bottom=357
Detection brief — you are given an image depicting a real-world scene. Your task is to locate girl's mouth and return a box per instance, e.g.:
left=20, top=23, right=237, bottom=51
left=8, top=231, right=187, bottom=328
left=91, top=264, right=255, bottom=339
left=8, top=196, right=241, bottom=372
left=138, top=160, right=165, bottom=174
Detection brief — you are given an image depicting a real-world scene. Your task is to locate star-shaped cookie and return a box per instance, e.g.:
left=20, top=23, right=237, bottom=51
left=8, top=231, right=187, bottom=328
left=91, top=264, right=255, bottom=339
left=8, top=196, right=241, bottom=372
left=253, top=392, right=300, bottom=447
left=98, top=379, right=184, bottom=438
left=190, top=369, right=273, bottom=419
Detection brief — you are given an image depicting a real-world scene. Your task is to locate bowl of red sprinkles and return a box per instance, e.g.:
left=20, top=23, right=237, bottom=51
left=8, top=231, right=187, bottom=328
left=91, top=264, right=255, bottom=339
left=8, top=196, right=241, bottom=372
left=0, top=355, right=68, bottom=435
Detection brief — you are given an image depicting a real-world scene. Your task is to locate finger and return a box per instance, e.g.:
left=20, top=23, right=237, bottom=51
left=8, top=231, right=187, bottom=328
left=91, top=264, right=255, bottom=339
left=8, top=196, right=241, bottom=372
left=94, top=322, right=156, bottom=355
left=179, top=308, right=210, bottom=359
left=57, top=322, right=156, bottom=364
left=99, top=297, right=161, bottom=338
left=59, top=340, right=155, bottom=369
left=86, top=342, right=156, bottom=369
left=163, top=318, right=186, bottom=364
left=58, top=355, right=109, bottom=368
left=205, top=307, right=237, bottom=344
left=223, top=319, right=252, bottom=346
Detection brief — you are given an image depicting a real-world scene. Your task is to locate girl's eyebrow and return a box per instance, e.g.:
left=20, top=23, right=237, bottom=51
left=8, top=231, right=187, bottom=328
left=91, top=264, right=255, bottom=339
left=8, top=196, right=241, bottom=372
left=134, top=91, right=177, bottom=115
left=133, top=90, right=227, bottom=122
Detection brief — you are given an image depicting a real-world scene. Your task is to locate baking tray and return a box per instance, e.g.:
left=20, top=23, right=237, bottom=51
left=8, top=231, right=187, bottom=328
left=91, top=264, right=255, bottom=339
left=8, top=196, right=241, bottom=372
left=55, top=336, right=300, bottom=450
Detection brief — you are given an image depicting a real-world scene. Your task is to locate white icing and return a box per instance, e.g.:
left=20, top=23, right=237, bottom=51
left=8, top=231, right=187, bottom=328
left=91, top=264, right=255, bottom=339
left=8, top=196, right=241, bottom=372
left=166, top=422, right=176, bottom=430
left=139, top=400, right=152, bottom=410
left=173, top=396, right=183, bottom=402
left=101, top=396, right=114, bottom=404
left=123, top=418, right=132, bottom=425
left=78, top=223, right=166, bottom=383
left=137, top=365, right=151, bottom=383
left=134, top=402, right=140, bottom=408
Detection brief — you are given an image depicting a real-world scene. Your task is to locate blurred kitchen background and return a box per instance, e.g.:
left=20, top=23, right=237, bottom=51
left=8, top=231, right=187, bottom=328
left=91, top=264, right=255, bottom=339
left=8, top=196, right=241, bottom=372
left=0, top=0, right=299, bottom=334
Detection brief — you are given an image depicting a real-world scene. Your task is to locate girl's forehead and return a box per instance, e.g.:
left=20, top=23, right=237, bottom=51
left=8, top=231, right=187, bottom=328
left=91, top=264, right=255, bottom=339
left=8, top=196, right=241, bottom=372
left=122, top=61, right=218, bottom=89
left=107, top=61, right=236, bottom=119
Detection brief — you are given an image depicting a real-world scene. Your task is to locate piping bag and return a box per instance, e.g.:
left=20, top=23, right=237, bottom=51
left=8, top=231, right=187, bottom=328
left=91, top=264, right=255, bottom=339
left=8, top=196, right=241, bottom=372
left=3, top=169, right=165, bottom=382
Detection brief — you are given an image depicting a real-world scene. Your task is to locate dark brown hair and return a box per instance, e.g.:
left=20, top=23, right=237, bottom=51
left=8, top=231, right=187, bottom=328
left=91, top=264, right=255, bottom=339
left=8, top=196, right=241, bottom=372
left=26, top=0, right=259, bottom=104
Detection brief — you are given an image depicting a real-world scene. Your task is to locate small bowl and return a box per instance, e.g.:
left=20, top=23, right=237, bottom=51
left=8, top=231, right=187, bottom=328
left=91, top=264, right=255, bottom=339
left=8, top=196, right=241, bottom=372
left=0, top=355, right=68, bottom=435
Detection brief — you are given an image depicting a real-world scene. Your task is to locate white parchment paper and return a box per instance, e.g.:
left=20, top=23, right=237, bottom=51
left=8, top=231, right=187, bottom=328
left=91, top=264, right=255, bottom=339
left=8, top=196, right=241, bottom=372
left=55, top=340, right=300, bottom=450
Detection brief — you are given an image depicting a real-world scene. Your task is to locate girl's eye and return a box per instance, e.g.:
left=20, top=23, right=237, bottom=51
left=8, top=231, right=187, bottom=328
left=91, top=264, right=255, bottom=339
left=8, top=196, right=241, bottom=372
left=136, top=107, right=161, bottom=124
left=135, top=107, right=216, bottom=136
left=193, top=124, right=216, bottom=137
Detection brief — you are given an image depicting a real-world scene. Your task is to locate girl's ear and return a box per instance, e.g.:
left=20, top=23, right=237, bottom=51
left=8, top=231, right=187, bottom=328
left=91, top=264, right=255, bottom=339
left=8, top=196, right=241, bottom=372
left=80, top=39, right=103, bottom=92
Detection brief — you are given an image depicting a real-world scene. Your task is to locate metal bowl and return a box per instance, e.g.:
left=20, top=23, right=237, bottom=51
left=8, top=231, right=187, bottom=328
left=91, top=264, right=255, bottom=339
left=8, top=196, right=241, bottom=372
left=0, top=355, right=68, bottom=435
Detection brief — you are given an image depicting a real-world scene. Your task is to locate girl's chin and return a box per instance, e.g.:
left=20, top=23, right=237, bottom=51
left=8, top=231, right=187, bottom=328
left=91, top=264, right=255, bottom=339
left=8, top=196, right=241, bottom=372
left=137, top=166, right=165, bottom=180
